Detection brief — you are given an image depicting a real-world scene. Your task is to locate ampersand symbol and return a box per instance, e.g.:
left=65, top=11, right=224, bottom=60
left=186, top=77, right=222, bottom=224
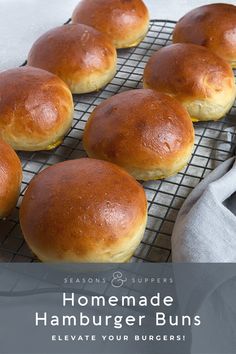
left=111, top=271, right=127, bottom=288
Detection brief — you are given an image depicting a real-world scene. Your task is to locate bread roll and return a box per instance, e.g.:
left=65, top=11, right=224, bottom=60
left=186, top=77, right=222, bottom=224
left=83, top=89, right=194, bottom=180
left=173, top=3, right=236, bottom=68
left=143, top=43, right=236, bottom=122
left=71, top=0, right=149, bottom=49
left=0, top=67, right=73, bottom=151
left=0, top=139, right=22, bottom=218
left=28, top=24, right=117, bottom=94
left=20, top=158, right=147, bottom=263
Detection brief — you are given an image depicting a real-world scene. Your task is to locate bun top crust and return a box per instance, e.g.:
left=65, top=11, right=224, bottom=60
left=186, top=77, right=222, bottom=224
left=173, top=3, right=236, bottom=66
left=0, top=139, right=22, bottom=217
left=83, top=89, right=194, bottom=170
left=28, top=24, right=116, bottom=82
left=0, top=66, right=73, bottom=150
left=144, top=43, right=235, bottom=102
left=20, top=158, right=147, bottom=262
left=71, top=0, right=149, bottom=48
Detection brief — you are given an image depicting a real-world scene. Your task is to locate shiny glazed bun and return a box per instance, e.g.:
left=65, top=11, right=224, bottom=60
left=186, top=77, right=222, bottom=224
left=143, top=44, right=236, bottom=122
left=28, top=24, right=117, bottom=94
left=0, top=67, right=73, bottom=151
left=71, top=0, right=149, bottom=49
left=83, top=89, right=194, bottom=180
left=0, top=139, right=22, bottom=218
left=20, top=158, right=147, bottom=263
left=173, top=3, right=236, bottom=68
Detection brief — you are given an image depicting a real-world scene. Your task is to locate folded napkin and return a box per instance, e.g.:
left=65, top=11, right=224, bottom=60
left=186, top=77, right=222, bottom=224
left=172, top=156, right=236, bottom=262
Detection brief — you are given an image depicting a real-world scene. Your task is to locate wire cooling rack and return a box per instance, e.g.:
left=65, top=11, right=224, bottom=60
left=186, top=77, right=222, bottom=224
left=0, top=19, right=236, bottom=263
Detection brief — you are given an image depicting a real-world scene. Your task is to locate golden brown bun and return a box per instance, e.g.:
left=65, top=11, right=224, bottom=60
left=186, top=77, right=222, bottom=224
left=71, top=0, right=149, bottom=49
left=28, top=24, right=117, bottom=94
left=20, top=158, right=147, bottom=263
left=0, top=67, right=73, bottom=151
left=143, top=44, right=236, bottom=122
left=173, top=3, right=236, bottom=68
left=0, top=139, right=22, bottom=218
left=83, top=89, right=194, bottom=180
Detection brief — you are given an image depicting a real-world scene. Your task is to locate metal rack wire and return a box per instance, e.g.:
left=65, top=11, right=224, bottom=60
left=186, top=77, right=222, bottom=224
left=0, top=19, right=236, bottom=263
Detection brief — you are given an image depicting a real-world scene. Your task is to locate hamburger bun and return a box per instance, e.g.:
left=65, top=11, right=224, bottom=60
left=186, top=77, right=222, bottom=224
left=173, top=3, right=236, bottom=68
left=28, top=24, right=117, bottom=94
left=0, top=67, right=73, bottom=151
left=71, top=0, right=149, bottom=49
left=143, top=43, right=236, bottom=122
left=83, top=89, right=194, bottom=180
left=0, top=139, right=22, bottom=218
left=20, top=158, right=147, bottom=263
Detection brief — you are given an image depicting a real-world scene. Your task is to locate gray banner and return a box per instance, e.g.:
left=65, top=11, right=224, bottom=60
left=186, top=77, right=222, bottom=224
left=0, top=264, right=235, bottom=354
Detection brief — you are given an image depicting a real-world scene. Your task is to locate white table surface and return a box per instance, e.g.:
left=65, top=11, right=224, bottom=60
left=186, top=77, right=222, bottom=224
left=0, top=0, right=235, bottom=70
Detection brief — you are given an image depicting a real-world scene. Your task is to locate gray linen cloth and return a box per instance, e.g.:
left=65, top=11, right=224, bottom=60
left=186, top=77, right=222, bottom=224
left=172, top=156, right=236, bottom=262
